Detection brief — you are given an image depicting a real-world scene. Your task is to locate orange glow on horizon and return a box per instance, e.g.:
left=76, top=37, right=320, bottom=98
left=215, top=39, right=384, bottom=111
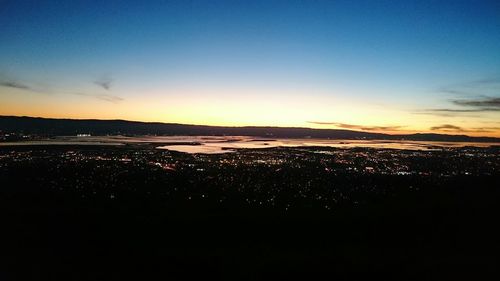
left=1, top=87, right=499, bottom=138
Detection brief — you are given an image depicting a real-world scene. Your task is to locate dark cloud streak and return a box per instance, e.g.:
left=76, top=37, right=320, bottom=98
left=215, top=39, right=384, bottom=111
left=0, top=80, right=33, bottom=91
left=94, top=76, right=113, bottom=90
left=413, top=107, right=498, bottom=117
left=430, top=124, right=500, bottom=133
left=307, top=121, right=403, bottom=131
left=452, top=97, right=500, bottom=108
left=417, top=77, right=500, bottom=116
left=430, top=124, right=463, bottom=131
left=1, top=78, right=123, bottom=103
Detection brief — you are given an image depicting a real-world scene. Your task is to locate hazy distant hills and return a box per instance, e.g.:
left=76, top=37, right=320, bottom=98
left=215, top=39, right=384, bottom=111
left=1, top=115, right=499, bottom=143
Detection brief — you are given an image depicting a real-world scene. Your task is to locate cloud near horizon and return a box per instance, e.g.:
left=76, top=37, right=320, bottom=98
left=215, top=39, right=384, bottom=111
left=430, top=124, right=463, bottom=131
left=414, top=107, right=499, bottom=117
left=307, top=121, right=403, bottom=132
left=430, top=124, right=500, bottom=133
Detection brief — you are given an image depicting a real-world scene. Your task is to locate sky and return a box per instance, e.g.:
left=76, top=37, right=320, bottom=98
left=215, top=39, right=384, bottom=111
left=1, top=0, right=500, bottom=136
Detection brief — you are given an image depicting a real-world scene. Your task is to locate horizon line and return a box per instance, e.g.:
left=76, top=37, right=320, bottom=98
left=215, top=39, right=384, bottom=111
left=2, top=114, right=500, bottom=140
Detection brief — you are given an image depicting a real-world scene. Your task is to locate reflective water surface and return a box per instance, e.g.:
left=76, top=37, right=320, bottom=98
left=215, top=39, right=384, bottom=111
left=2, top=136, right=498, bottom=154
left=158, top=137, right=500, bottom=153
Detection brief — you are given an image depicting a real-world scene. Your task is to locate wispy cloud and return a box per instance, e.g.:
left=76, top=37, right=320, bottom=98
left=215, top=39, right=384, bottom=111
left=0, top=80, right=33, bottom=91
left=439, top=89, right=472, bottom=96
left=430, top=124, right=500, bottom=133
left=452, top=97, right=500, bottom=108
left=423, top=108, right=484, bottom=113
left=94, top=76, right=113, bottom=90
left=469, top=77, right=500, bottom=85
left=439, top=77, right=500, bottom=96
left=1, top=77, right=123, bottom=103
left=414, top=107, right=499, bottom=117
left=430, top=124, right=463, bottom=131
left=73, top=92, right=123, bottom=103
left=416, top=77, right=500, bottom=117
left=308, top=121, right=403, bottom=131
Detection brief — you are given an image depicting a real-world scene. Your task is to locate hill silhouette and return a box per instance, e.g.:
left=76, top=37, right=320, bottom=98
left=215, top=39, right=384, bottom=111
left=1, top=115, right=499, bottom=143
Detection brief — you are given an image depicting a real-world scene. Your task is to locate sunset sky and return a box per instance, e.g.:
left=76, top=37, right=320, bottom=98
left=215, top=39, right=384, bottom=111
left=1, top=0, right=500, bottom=136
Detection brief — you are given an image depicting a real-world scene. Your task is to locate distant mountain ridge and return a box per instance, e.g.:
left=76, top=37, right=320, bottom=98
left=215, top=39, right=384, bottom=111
left=1, top=115, right=499, bottom=143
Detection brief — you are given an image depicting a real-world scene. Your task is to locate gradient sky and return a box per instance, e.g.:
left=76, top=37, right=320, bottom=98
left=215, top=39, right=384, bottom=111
left=1, top=0, right=500, bottom=136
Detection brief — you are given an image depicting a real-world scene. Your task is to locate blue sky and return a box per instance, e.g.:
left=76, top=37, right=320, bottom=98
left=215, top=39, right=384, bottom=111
left=1, top=0, right=500, bottom=135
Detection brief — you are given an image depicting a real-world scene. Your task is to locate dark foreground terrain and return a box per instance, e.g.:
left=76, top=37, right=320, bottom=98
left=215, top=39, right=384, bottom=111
left=1, top=145, right=499, bottom=280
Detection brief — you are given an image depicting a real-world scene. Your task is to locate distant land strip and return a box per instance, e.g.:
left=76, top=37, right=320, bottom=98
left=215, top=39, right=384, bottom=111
left=1, top=115, right=500, bottom=143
